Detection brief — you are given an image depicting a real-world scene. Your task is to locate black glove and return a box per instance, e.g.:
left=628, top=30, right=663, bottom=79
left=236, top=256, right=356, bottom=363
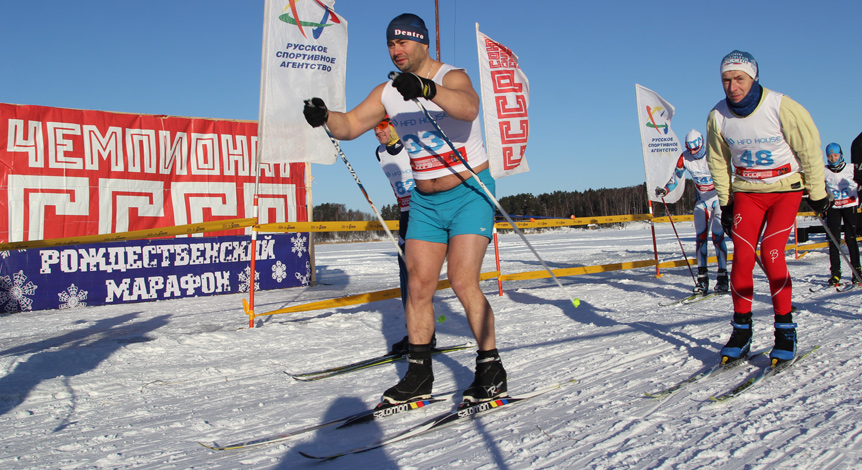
left=655, top=187, right=667, bottom=198
left=391, top=72, right=437, bottom=101
left=303, top=98, right=328, bottom=127
left=809, top=196, right=832, bottom=218
left=720, top=204, right=734, bottom=237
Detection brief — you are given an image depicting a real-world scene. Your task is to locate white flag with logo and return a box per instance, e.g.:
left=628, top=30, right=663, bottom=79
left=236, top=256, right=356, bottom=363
left=635, top=84, right=684, bottom=203
left=258, top=0, right=347, bottom=164
left=476, top=24, right=530, bottom=179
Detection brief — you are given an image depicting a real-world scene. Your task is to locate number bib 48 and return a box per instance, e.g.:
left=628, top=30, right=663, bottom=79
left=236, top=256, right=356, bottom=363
left=715, top=90, right=800, bottom=184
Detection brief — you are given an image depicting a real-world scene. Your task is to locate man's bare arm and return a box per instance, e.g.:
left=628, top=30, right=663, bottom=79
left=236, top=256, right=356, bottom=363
left=321, top=83, right=388, bottom=141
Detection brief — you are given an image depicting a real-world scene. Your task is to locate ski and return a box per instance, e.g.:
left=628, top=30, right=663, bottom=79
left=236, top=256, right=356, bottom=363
left=681, top=290, right=729, bottom=305
left=659, top=293, right=703, bottom=307
left=286, top=343, right=474, bottom=381
left=836, top=282, right=859, bottom=293
left=337, top=393, right=456, bottom=429
left=645, top=350, right=764, bottom=399
left=809, top=283, right=842, bottom=293
left=299, top=379, right=576, bottom=461
left=708, top=345, right=820, bottom=403
left=198, top=394, right=454, bottom=451
left=659, top=290, right=727, bottom=307
left=658, top=294, right=700, bottom=307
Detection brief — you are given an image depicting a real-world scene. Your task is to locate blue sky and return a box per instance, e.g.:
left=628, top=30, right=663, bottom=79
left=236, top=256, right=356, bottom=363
left=2, top=1, right=859, bottom=213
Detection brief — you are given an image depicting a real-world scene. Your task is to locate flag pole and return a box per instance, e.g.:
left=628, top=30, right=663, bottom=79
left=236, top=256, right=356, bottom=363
left=246, top=2, right=276, bottom=328
left=648, top=200, right=661, bottom=277
left=434, top=0, right=440, bottom=61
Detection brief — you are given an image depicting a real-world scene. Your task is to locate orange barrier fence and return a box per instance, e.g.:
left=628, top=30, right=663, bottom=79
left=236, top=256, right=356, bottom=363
left=245, top=212, right=838, bottom=322
left=2, top=210, right=841, bottom=324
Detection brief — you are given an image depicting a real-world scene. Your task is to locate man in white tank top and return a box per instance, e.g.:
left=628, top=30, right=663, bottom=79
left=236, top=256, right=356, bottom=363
left=302, top=14, right=506, bottom=406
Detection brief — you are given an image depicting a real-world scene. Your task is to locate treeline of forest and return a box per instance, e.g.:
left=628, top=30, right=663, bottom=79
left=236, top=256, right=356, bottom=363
left=310, top=184, right=701, bottom=243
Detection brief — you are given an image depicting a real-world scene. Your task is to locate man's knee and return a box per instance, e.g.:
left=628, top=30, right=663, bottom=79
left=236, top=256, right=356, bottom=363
left=407, top=273, right=437, bottom=298
left=449, top=274, right=481, bottom=296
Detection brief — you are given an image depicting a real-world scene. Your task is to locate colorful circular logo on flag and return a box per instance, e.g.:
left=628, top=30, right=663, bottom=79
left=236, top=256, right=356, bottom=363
left=279, top=0, right=341, bottom=39
left=645, top=106, right=669, bottom=134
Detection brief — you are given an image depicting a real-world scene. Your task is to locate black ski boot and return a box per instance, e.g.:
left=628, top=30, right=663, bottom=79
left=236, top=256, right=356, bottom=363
left=714, top=269, right=729, bottom=293
left=381, top=343, right=433, bottom=404
left=388, top=336, right=410, bottom=356
left=769, top=313, right=797, bottom=363
left=388, top=333, right=436, bottom=355
left=719, top=312, right=752, bottom=363
left=828, top=274, right=841, bottom=287
left=462, top=349, right=508, bottom=404
left=693, top=267, right=709, bottom=295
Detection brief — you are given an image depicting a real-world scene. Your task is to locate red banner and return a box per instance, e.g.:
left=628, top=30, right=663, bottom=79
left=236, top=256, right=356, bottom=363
left=0, top=104, right=307, bottom=243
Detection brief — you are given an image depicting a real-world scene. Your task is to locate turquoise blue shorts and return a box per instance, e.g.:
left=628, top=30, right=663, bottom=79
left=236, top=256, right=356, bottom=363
left=406, top=169, right=496, bottom=243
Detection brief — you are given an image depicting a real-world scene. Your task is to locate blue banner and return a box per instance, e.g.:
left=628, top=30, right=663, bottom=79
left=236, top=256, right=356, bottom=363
left=0, top=233, right=311, bottom=313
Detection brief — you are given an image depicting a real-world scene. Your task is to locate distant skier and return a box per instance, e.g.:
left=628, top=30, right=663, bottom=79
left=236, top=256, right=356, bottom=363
left=706, top=50, right=829, bottom=365
left=656, top=129, right=728, bottom=294
left=373, top=116, right=436, bottom=354
left=822, top=142, right=861, bottom=286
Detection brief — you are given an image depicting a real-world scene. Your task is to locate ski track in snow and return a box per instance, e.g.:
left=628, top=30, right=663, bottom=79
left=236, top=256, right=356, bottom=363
left=1, top=221, right=860, bottom=469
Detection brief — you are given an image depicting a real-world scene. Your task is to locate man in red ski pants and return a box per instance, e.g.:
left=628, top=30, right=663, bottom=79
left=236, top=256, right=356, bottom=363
left=706, top=50, right=830, bottom=365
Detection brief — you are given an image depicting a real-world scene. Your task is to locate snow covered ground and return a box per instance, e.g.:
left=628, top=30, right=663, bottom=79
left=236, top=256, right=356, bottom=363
left=2, top=221, right=861, bottom=469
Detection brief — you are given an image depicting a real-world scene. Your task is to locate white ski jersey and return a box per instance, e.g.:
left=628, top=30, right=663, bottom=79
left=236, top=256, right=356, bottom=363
left=712, top=90, right=801, bottom=185
left=377, top=144, right=414, bottom=212
left=680, top=152, right=717, bottom=202
left=380, top=64, right=489, bottom=180
left=825, top=163, right=859, bottom=209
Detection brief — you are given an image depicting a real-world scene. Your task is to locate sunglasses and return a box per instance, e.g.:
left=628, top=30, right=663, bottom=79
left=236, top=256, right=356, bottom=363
left=376, top=120, right=391, bottom=131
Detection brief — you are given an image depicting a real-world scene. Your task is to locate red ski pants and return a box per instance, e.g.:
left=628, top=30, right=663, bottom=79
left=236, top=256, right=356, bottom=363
left=729, top=191, right=802, bottom=316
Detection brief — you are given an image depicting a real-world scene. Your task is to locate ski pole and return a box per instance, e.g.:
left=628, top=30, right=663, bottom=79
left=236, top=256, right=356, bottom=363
left=660, top=197, right=698, bottom=284
left=817, top=216, right=862, bottom=285
left=390, top=72, right=579, bottom=307
left=317, top=118, right=404, bottom=261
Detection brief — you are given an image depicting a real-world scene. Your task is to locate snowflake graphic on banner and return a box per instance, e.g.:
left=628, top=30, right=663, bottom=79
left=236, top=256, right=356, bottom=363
left=272, top=261, right=288, bottom=283
left=291, top=234, right=308, bottom=257
left=0, top=270, right=37, bottom=313
left=1, top=249, right=26, bottom=260
left=295, top=261, right=311, bottom=286
left=59, top=284, right=88, bottom=309
left=238, top=266, right=260, bottom=292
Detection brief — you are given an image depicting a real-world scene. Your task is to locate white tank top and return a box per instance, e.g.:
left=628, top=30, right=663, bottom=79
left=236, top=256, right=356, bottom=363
left=377, top=144, right=414, bottom=212
left=380, top=64, right=489, bottom=180
left=825, top=164, right=859, bottom=209
left=713, top=90, right=801, bottom=185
